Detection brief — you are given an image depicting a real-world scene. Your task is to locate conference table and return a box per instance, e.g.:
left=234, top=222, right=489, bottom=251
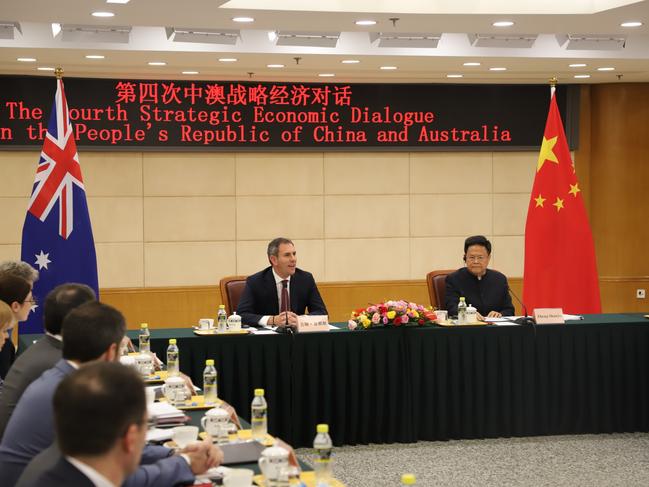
left=120, top=313, right=649, bottom=448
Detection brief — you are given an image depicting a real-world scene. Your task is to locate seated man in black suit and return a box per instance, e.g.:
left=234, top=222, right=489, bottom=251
left=445, top=235, right=515, bottom=319
left=24, top=362, right=148, bottom=487
left=237, top=237, right=328, bottom=328
left=0, top=283, right=96, bottom=438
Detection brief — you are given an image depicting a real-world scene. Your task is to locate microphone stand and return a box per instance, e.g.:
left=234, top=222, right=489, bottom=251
left=507, top=287, right=536, bottom=327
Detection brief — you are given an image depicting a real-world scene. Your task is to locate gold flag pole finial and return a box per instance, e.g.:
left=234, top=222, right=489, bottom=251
left=55, top=67, right=64, bottom=80
left=549, top=77, right=558, bottom=88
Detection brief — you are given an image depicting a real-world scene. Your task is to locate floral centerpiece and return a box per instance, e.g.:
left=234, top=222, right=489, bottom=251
left=348, top=300, right=437, bottom=330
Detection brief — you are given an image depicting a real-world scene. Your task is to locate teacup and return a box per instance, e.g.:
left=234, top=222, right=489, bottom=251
left=227, top=312, right=242, bottom=332
left=435, top=310, right=448, bottom=323
left=133, top=353, right=153, bottom=377
left=223, top=468, right=254, bottom=487
left=466, top=304, right=477, bottom=323
left=201, top=407, right=231, bottom=443
left=198, top=318, right=214, bottom=330
left=172, top=425, right=199, bottom=448
left=258, top=446, right=289, bottom=483
left=162, top=376, right=188, bottom=404
left=119, top=355, right=136, bottom=368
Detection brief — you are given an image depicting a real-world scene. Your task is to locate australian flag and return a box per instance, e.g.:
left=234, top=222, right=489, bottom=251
left=20, top=78, right=98, bottom=334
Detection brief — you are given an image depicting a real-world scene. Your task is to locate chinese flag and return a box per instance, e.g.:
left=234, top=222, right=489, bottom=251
left=523, top=92, right=601, bottom=313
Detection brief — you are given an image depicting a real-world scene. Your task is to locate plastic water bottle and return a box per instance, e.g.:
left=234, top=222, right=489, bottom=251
left=203, top=359, right=218, bottom=405
left=401, top=473, right=416, bottom=485
left=166, top=339, right=179, bottom=376
left=138, top=323, right=150, bottom=353
left=217, top=304, right=228, bottom=333
left=251, top=388, right=268, bottom=441
left=457, top=297, right=467, bottom=325
left=313, top=424, right=333, bottom=487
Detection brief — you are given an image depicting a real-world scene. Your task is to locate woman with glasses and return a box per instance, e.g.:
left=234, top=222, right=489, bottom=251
left=445, top=235, right=515, bottom=319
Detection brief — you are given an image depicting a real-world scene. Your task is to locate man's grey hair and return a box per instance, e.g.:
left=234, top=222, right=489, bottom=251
left=0, top=261, right=39, bottom=283
left=267, top=237, right=294, bottom=258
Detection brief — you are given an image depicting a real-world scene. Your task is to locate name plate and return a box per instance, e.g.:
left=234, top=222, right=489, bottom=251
left=296, top=315, right=329, bottom=333
left=533, top=308, right=565, bottom=324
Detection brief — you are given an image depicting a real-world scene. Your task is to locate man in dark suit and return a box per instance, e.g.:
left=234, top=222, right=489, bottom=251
left=0, top=283, right=96, bottom=438
left=445, top=235, right=515, bottom=319
left=23, top=361, right=148, bottom=487
left=237, top=237, right=328, bottom=328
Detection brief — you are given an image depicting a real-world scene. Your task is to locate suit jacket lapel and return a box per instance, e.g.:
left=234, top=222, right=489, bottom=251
left=264, top=269, right=280, bottom=315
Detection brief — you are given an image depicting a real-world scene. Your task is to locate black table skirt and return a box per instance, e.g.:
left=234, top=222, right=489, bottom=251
left=129, top=314, right=649, bottom=448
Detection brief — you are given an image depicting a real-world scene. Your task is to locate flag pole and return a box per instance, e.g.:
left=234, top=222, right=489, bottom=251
left=549, top=76, right=557, bottom=98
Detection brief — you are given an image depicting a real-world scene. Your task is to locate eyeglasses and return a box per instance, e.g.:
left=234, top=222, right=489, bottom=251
left=23, top=298, right=37, bottom=305
left=466, top=255, right=487, bottom=262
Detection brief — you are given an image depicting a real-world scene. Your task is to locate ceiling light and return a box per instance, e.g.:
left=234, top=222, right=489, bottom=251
left=85, top=54, right=105, bottom=59
left=166, top=27, right=240, bottom=45
left=557, top=34, right=626, bottom=50
left=463, top=62, right=481, bottom=66
left=275, top=31, right=340, bottom=48
left=232, top=17, right=254, bottom=23
left=489, top=67, right=507, bottom=71
left=148, top=61, right=166, bottom=66
left=447, top=74, right=463, bottom=78
left=17, top=57, right=36, bottom=62
left=106, top=0, right=130, bottom=3
left=597, top=67, right=615, bottom=71
left=469, top=33, right=537, bottom=48
left=218, top=58, right=238, bottom=62
left=267, top=64, right=284, bottom=68
left=319, top=73, right=335, bottom=77
left=492, top=21, right=514, bottom=27
left=341, top=59, right=360, bottom=64
left=37, top=67, right=55, bottom=71
left=0, top=21, right=22, bottom=40
left=355, top=20, right=377, bottom=26
left=60, top=24, right=131, bottom=43
left=370, top=32, right=441, bottom=48
left=51, top=23, right=61, bottom=37
left=268, top=31, right=277, bottom=42
left=91, top=11, right=115, bottom=17
left=621, top=21, right=643, bottom=28
left=574, top=74, right=591, bottom=78
left=380, top=66, right=397, bottom=70
left=182, top=71, right=199, bottom=74
left=569, top=63, right=587, bottom=67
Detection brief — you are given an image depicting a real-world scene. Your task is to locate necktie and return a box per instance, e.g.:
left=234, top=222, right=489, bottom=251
left=280, top=280, right=289, bottom=313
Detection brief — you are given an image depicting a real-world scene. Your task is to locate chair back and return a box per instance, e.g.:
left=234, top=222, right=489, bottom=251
left=426, top=270, right=455, bottom=309
left=219, top=276, right=248, bottom=315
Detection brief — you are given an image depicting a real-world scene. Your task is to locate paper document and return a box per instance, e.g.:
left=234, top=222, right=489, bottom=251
left=563, top=314, right=584, bottom=321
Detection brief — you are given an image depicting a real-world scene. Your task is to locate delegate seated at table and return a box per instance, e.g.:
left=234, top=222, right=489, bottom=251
left=237, top=237, right=328, bottom=328
left=445, top=235, right=514, bottom=319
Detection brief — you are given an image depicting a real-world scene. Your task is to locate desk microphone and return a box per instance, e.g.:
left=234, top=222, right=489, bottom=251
left=507, top=287, right=536, bottom=326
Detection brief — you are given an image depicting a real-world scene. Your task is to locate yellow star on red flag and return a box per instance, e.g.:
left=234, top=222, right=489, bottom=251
left=534, top=194, right=546, bottom=208
left=569, top=183, right=580, bottom=197
left=537, top=136, right=559, bottom=172
left=553, top=197, right=564, bottom=212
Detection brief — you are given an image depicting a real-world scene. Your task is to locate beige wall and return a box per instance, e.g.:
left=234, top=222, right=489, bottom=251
left=0, top=150, right=536, bottom=288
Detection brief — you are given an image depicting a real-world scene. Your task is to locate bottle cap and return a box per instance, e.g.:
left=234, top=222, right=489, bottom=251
left=254, top=388, right=264, bottom=396
left=316, top=424, right=329, bottom=434
left=169, top=339, right=176, bottom=345
left=205, top=359, right=214, bottom=366
left=459, top=297, right=465, bottom=301
left=140, top=322, right=148, bottom=328
left=219, top=304, right=225, bottom=309
left=401, top=473, right=416, bottom=485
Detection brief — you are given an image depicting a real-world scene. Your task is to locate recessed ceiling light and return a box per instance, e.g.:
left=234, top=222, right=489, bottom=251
left=341, top=59, right=360, bottom=64
left=85, top=54, right=105, bottom=59
left=569, top=63, right=587, bottom=68
left=268, top=31, right=277, bottom=42
left=218, top=58, right=238, bottom=62
left=463, top=62, right=481, bottom=66
left=17, top=57, right=36, bottom=62
left=319, top=73, right=335, bottom=77
left=597, top=67, right=615, bottom=71
left=267, top=64, right=284, bottom=68
left=37, top=67, right=55, bottom=71
left=621, top=21, right=643, bottom=27
left=182, top=71, right=199, bottom=75
left=355, top=20, right=377, bottom=26
left=106, top=0, right=130, bottom=3
left=489, top=67, right=507, bottom=71
left=51, top=23, right=61, bottom=37
left=148, top=61, right=166, bottom=66
left=493, top=21, right=514, bottom=27
left=232, top=17, right=254, bottom=23
left=574, top=74, right=591, bottom=79
left=380, top=66, right=397, bottom=70
left=447, top=74, right=463, bottom=78
left=91, top=11, right=115, bottom=17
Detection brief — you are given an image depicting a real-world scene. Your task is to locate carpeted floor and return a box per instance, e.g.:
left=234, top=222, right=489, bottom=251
left=296, top=433, right=649, bottom=486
